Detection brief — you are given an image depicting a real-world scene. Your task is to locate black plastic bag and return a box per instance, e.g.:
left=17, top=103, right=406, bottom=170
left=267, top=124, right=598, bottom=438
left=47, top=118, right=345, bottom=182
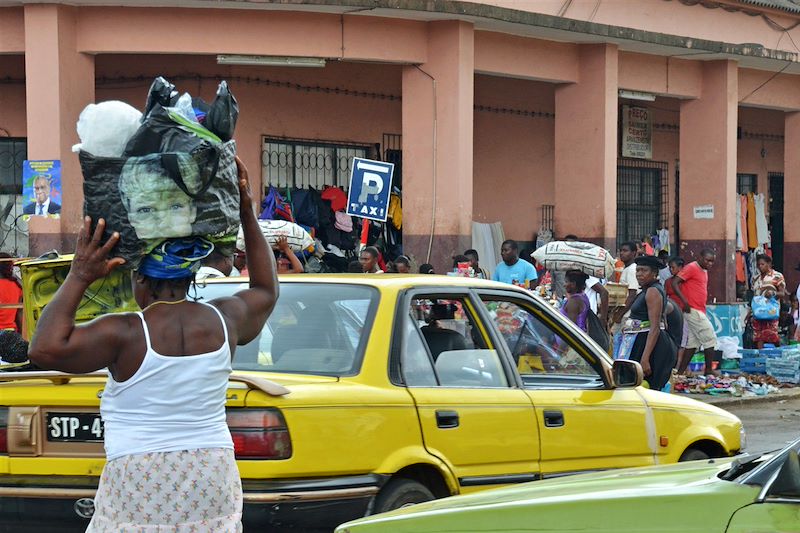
left=123, top=104, right=208, bottom=157
left=143, top=77, right=179, bottom=119
left=205, top=81, right=239, bottom=142
left=81, top=141, right=240, bottom=268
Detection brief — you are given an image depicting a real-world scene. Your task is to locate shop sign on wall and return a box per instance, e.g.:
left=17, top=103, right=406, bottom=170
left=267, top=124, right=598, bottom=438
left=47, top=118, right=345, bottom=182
left=693, top=205, right=715, bottom=219
left=621, top=105, right=652, bottom=159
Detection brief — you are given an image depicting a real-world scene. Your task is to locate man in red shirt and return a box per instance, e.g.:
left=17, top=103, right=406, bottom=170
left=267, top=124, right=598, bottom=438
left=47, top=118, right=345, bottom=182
left=672, top=249, right=717, bottom=376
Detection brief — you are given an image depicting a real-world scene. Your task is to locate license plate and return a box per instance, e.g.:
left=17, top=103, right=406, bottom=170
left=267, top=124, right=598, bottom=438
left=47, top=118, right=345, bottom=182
left=46, top=413, right=104, bottom=442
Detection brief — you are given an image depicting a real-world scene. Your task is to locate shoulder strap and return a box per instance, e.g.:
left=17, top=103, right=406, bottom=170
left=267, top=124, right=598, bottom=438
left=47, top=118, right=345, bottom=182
left=203, top=302, right=230, bottom=346
left=137, top=312, right=153, bottom=353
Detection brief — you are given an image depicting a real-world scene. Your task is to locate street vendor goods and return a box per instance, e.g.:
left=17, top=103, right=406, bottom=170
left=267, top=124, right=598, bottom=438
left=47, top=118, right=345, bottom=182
left=532, top=241, right=615, bottom=279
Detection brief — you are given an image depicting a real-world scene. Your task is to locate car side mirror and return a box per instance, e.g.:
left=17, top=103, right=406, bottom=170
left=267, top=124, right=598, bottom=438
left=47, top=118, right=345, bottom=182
left=612, top=359, right=643, bottom=388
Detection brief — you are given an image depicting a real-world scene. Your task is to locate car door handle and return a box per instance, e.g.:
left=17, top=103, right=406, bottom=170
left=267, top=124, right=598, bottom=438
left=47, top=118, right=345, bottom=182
left=543, top=410, right=564, bottom=428
left=436, top=410, right=459, bottom=429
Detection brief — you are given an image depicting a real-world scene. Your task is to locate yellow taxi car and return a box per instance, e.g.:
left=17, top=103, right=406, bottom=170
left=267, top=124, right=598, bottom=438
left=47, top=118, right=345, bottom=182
left=0, top=257, right=744, bottom=531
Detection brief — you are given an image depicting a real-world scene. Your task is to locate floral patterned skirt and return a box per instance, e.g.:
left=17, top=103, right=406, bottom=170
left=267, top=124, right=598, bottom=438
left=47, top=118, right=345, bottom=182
left=87, top=448, right=242, bottom=533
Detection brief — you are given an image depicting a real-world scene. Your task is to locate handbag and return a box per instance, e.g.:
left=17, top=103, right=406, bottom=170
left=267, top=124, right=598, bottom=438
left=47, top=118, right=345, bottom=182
left=586, top=310, right=611, bottom=352
left=752, top=295, right=780, bottom=321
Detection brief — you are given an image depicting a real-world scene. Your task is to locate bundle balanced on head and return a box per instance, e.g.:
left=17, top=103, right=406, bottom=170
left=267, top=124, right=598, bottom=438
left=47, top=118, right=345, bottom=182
left=28, top=157, right=279, bottom=531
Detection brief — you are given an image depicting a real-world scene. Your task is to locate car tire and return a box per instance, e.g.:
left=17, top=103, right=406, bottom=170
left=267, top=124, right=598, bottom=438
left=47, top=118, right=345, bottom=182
left=679, top=448, right=710, bottom=462
left=373, top=478, right=435, bottom=514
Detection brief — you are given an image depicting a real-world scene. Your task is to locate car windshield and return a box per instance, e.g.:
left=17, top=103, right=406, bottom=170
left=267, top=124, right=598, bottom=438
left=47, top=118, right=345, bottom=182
left=192, top=282, right=379, bottom=376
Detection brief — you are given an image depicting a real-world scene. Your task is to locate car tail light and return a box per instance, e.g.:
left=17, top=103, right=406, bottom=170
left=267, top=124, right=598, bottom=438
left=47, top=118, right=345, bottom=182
left=227, top=408, right=291, bottom=460
left=0, top=408, right=7, bottom=454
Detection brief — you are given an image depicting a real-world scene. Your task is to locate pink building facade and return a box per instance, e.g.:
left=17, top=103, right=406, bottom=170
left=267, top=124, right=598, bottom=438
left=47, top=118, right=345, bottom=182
left=2, top=0, right=800, bottom=300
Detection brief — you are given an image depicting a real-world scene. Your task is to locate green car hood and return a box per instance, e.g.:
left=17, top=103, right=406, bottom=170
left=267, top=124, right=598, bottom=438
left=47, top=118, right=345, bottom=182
left=338, top=460, right=762, bottom=533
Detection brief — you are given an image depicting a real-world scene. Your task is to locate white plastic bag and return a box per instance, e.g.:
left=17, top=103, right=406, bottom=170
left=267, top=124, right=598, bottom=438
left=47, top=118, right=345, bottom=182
left=532, top=241, right=615, bottom=279
left=237, top=220, right=314, bottom=252
left=73, top=101, right=142, bottom=157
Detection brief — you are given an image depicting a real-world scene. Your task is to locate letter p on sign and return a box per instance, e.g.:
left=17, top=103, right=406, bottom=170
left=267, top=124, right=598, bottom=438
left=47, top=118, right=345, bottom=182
left=347, top=157, right=395, bottom=223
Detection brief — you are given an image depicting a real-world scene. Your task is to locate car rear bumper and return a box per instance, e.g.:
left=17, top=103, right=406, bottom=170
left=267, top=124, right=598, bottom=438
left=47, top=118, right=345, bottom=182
left=0, top=474, right=386, bottom=532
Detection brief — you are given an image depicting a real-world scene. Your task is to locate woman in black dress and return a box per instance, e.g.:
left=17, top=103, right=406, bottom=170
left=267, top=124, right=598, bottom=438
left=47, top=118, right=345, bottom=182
left=626, top=255, right=677, bottom=390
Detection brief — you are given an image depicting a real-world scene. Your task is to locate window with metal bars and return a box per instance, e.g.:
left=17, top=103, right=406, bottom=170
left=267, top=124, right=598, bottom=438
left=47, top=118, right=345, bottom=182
left=736, top=173, right=757, bottom=195
left=0, top=138, right=26, bottom=195
left=616, top=159, right=669, bottom=246
left=261, top=137, right=370, bottom=191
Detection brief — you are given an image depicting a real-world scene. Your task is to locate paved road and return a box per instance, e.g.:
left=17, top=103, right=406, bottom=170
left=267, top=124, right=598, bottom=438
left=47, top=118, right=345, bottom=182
left=720, top=396, right=800, bottom=453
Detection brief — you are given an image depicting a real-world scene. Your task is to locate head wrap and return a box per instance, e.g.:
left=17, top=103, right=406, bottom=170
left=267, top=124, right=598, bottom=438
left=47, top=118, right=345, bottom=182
left=137, top=238, right=215, bottom=280
left=635, top=255, right=664, bottom=271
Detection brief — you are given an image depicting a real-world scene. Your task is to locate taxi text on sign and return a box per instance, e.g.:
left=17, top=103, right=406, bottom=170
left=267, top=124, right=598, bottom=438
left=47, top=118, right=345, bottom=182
left=346, top=157, right=395, bottom=222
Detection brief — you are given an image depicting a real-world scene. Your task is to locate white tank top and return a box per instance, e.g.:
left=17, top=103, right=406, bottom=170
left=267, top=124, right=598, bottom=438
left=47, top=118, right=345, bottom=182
left=100, top=303, right=234, bottom=461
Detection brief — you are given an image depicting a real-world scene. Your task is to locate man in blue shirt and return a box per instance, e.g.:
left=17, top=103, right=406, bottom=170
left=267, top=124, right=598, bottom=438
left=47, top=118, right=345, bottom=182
left=493, top=240, right=538, bottom=288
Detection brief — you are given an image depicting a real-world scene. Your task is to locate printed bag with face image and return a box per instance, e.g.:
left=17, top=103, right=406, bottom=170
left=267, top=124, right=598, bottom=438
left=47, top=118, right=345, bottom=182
left=81, top=140, right=239, bottom=268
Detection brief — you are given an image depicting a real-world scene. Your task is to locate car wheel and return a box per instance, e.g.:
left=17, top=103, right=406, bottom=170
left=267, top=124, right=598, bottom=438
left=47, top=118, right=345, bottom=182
left=373, top=478, right=435, bottom=514
left=679, top=448, right=710, bottom=462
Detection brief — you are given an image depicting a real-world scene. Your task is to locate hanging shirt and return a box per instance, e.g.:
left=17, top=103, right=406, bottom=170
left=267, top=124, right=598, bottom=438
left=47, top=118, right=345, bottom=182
left=746, top=193, right=758, bottom=250
left=738, top=195, right=749, bottom=252
left=754, top=193, right=770, bottom=246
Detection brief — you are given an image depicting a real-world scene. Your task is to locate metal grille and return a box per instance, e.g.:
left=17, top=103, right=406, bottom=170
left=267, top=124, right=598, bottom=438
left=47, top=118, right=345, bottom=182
left=382, top=133, right=402, bottom=189
left=737, top=173, right=758, bottom=194
left=261, top=137, right=369, bottom=191
left=617, top=159, right=669, bottom=246
left=0, top=138, right=26, bottom=195
left=769, top=172, right=784, bottom=272
left=541, top=204, right=554, bottom=232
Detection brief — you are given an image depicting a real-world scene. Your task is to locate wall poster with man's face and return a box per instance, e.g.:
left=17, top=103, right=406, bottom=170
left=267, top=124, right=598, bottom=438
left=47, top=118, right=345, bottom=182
left=22, top=160, right=62, bottom=219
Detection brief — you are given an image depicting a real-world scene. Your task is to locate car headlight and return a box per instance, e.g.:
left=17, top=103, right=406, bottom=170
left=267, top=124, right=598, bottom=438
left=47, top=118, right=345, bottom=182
left=739, top=425, right=747, bottom=451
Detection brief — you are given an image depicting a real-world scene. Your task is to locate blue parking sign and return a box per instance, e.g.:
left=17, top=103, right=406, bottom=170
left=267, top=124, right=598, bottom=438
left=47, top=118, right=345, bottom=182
left=347, top=157, right=395, bottom=222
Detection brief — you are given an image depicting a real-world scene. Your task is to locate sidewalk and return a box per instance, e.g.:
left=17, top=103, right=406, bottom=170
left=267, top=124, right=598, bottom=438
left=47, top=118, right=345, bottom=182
left=689, top=387, right=800, bottom=407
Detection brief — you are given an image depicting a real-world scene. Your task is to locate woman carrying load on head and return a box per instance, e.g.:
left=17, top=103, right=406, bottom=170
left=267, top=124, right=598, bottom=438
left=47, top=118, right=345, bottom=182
left=28, top=157, right=278, bottom=532
left=616, top=255, right=677, bottom=391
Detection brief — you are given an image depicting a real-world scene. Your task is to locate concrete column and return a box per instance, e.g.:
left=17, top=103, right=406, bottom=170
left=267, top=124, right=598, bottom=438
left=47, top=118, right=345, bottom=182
left=783, top=112, right=800, bottom=293
left=554, top=44, right=618, bottom=250
left=402, top=21, right=473, bottom=271
left=24, top=4, right=95, bottom=255
left=678, top=60, right=737, bottom=302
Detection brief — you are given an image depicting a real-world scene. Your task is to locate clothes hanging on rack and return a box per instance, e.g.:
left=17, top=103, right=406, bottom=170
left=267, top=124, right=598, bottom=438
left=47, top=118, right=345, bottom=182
left=657, top=229, right=670, bottom=254
left=736, top=252, right=746, bottom=284
left=746, top=193, right=758, bottom=250
left=736, top=195, right=745, bottom=251
left=754, top=193, right=770, bottom=246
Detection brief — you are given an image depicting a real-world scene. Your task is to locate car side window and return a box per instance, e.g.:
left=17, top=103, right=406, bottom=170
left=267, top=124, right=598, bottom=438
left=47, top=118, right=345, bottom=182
left=481, top=297, right=602, bottom=385
left=404, top=296, right=509, bottom=388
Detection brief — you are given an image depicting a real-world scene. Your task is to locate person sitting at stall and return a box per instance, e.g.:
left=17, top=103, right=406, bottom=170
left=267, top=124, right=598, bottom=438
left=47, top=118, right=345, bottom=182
left=464, top=249, right=489, bottom=279
left=419, top=264, right=435, bottom=274
left=618, top=255, right=677, bottom=391
left=394, top=256, right=411, bottom=274
left=359, top=246, right=384, bottom=274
